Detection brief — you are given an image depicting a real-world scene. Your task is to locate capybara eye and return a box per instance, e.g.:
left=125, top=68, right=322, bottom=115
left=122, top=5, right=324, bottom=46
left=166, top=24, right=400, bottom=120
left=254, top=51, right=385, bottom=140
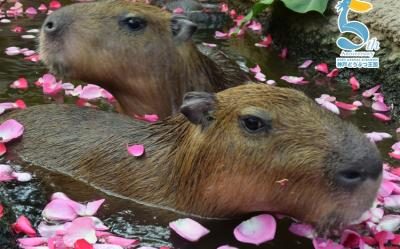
left=239, top=115, right=271, bottom=134
left=119, top=16, right=147, bottom=32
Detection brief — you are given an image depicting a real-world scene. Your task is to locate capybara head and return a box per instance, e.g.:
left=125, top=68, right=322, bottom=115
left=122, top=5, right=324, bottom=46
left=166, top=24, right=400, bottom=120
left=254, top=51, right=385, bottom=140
left=39, top=0, right=203, bottom=116
left=169, top=84, right=382, bottom=232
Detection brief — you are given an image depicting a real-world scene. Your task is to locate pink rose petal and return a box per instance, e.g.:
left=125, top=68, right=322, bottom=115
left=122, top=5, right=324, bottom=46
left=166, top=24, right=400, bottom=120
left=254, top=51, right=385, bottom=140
left=233, top=214, right=276, bottom=245
left=312, top=238, right=344, bottom=249
left=349, top=76, right=360, bottom=91
left=327, top=68, right=339, bottom=78
left=315, top=63, right=329, bottom=74
left=299, top=60, right=313, bottom=69
left=220, top=3, right=228, bottom=12
left=280, top=76, right=308, bottom=85
left=340, top=230, right=365, bottom=249
left=373, top=113, right=391, bottom=122
left=247, top=21, right=262, bottom=31
left=0, top=119, right=24, bottom=143
left=173, top=7, right=184, bottom=14
left=376, top=215, right=400, bottom=232
left=17, top=237, right=47, bottom=246
left=202, top=42, right=217, bottom=48
left=255, top=34, right=272, bottom=48
left=49, top=0, right=62, bottom=9
left=0, top=143, right=6, bottom=157
left=12, top=215, right=37, bottom=237
left=0, top=164, right=14, bottom=181
left=217, top=246, right=238, bottom=249
left=105, top=236, right=139, bottom=247
left=288, top=223, right=316, bottom=239
left=384, top=195, right=400, bottom=208
left=25, top=7, right=38, bottom=15
left=279, top=47, right=288, bottom=59
left=215, top=31, right=229, bottom=39
left=133, top=114, right=159, bottom=123
left=365, top=132, right=392, bottom=143
left=38, top=4, right=48, bottom=12
left=63, top=217, right=97, bottom=247
left=372, top=101, right=390, bottom=112
left=169, top=218, right=209, bottom=242
left=127, top=144, right=145, bottom=157
left=363, top=85, right=381, bottom=98
left=12, top=172, right=32, bottom=182
left=10, top=77, right=28, bottom=90
left=84, top=199, right=105, bottom=216
left=335, top=101, right=358, bottom=111
left=42, top=199, right=79, bottom=221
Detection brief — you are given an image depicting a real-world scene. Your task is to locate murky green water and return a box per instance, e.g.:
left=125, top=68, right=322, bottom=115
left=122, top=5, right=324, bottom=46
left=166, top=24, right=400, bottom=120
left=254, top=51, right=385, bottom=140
left=0, top=1, right=399, bottom=249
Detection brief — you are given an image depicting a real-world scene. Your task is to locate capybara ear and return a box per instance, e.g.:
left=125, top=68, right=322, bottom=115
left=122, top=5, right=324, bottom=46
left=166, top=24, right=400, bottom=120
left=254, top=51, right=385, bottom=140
left=170, top=14, right=197, bottom=43
left=180, top=92, right=216, bottom=125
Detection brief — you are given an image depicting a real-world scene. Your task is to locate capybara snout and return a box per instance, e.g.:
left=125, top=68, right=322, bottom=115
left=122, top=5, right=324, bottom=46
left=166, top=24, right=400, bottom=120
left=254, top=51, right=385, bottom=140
left=3, top=84, right=382, bottom=232
left=179, top=84, right=382, bottom=230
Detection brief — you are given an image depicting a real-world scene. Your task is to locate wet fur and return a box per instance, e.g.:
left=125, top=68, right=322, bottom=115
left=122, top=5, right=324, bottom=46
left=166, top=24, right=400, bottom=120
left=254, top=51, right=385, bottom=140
left=39, top=0, right=248, bottom=118
left=3, top=84, right=381, bottom=232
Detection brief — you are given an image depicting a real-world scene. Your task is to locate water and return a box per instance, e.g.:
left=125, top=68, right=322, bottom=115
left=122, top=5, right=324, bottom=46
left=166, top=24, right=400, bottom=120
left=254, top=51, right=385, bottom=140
left=0, top=1, right=398, bottom=249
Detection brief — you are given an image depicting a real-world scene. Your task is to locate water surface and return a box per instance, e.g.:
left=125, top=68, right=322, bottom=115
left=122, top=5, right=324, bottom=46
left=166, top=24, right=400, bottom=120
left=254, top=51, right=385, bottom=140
left=0, top=1, right=398, bottom=248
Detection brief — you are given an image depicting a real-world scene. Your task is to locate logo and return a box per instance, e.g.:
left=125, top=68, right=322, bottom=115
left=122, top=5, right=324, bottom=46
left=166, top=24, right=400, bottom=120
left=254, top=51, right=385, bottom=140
left=335, top=0, right=379, bottom=69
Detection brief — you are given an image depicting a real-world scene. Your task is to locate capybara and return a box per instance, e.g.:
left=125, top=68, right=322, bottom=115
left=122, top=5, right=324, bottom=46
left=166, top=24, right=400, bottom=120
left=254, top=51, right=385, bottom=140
left=4, top=84, right=382, bottom=232
left=39, top=0, right=248, bottom=118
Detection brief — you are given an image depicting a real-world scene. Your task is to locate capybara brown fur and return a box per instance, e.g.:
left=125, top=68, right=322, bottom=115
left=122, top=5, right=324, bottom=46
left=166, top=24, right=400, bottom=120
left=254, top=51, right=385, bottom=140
left=39, top=0, right=248, bottom=118
left=4, top=84, right=382, bottom=232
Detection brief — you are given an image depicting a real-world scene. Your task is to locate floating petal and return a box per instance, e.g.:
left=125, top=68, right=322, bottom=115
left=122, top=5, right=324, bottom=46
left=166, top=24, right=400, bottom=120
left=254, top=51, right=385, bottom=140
left=127, top=144, right=145, bottom=157
left=169, top=218, right=210, bottom=242
left=233, top=214, right=276, bottom=245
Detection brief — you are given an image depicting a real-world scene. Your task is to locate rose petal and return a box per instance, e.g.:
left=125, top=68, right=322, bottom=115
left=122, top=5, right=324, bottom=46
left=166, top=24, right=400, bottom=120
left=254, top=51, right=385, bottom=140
left=312, top=238, right=344, bottom=249
left=255, top=35, right=272, bottom=48
left=384, top=195, right=400, bottom=208
left=335, top=101, right=358, bottom=111
left=373, top=113, right=391, bottom=122
left=17, top=237, right=47, bottom=246
left=42, top=199, right=79, bottom=221
left=327, top=68, right=339, bottom=78
left=217, top=246, right=238, bottom=249
left=0, top=119, right=24, bottom=143
left=288, top=223, right=316, bottom=239
left=280, top=76, right=308, bottom=85
left=12, top=215, right=37, bottom=237
left=12, top=172, right=32, bottom=182
left=279, top=48, right=288, bottom=59
left=315, top=63, right=329, bottom=74
left=105, top=236, right=139, bottom=247
left=49, top=1, right=62, bottom=9
left=10, top=77, right=28, bottom=90
left=127, top=144, right=144, bottom=157
left=169, top=218, right=210, bottom=242
left=74, top=239, right=94, bottom=249
left=299, top=60, right=313, bottom=69
left=372, top=101, right=390, bottom=112
left=362, top=85, right=381, bottom=98
left=63, top=217, right=97, bottom=247
left=233, top=214, right=276, bottom=245
left=349, top=76, right=360, bottom=91
left=376, top=215, right=400, bottom=232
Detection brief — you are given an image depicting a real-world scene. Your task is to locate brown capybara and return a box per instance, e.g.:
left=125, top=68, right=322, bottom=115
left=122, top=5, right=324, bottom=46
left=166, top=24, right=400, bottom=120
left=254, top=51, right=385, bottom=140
left=4, top=84, right=382, bottom=232
left=39, top=0, right=248, bottom=118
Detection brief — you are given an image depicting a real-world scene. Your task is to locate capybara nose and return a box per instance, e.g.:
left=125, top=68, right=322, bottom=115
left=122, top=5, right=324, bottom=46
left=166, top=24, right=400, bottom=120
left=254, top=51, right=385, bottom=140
left=42, top=11, right=71, bottom=35
left=43, top=17, right=58, bottom=34
left=335, top=155, right=382, bottom=187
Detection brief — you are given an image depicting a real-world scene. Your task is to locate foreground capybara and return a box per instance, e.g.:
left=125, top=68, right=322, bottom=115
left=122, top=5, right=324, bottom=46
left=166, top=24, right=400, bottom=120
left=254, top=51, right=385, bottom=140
left=39, top=0, right=248, bottom=118
left=4, top=84, right=382, bottom=232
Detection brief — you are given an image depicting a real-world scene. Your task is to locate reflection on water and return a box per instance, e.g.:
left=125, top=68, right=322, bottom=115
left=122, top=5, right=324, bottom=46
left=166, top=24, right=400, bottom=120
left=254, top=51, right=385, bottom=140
left=0, top=1, right=398, bottom=249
